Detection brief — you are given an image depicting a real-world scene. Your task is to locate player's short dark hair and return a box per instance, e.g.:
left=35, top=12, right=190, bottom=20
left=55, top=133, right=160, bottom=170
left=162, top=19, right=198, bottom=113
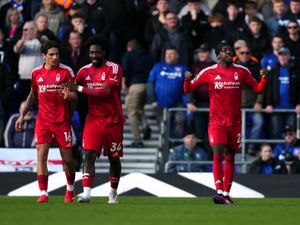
left=40, top=40, right=60, bottom=54
left=85, top=34, right=111, bottom=57
left=215, top=40, right=231, bottom=55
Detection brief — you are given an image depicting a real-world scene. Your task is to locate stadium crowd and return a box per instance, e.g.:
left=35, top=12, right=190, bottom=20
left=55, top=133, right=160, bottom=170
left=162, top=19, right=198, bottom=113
left=1, top=0, right=300, bottom=174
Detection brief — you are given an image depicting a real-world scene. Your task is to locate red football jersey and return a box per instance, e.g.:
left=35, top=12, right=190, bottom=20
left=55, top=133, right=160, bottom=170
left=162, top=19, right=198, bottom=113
left=76, top=61, right=125, bottom=125
left=191, top=63, right=261, bottom=126
left=31, top=63, right=75, bottom=123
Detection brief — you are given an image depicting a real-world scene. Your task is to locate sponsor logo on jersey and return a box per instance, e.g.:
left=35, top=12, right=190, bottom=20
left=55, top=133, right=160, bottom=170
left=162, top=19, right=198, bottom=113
left=37, top=77, right=43, bottom=82
left=214, top=81, right=240, bottom=89
left=214, top=75, right=221, bottom=80
left=56, top=73, right=60, bottom=82
left=86, top=82, right=103, bottom=89
left=160, top=71, right=182, bottom=79
left=214, top=82, right=224, bottom=89
left=38, top=84, right=62, bottom=93
left=85, top=75, right=91, bottom=80
left=234, top=72, right=239, bottom=80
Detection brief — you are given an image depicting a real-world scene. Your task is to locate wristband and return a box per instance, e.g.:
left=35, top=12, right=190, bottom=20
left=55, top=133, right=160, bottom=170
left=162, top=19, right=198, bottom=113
left=77, top=86, right=83, bottom=92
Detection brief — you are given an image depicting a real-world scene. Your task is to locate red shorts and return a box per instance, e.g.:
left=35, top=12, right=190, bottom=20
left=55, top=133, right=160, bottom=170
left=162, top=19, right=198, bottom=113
left=208, top=125, right=241, bottom=150
left=82, top=120, right=123, bottom=158
left=35, top=119, right=72, bottom=150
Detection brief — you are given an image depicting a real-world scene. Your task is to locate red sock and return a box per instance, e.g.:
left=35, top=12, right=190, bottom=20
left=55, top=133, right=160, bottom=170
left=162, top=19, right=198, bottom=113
left=213, top=154, right=224, bottom=191
left=110, top=176, right=119, bottom=189
left=82, top=173, right=94, bottom=188
left=224, top=155, right=235, bottom=193
left=65, top=172, right=75, bottom=185
left=37, top=175, right=48, bottom=192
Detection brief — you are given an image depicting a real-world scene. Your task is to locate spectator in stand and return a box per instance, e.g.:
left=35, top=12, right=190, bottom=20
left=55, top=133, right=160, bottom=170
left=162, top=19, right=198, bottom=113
left=67, top=2, right=83, bottom=17
left=38, top=0, right=67, bottom=36
left=222, top=1, right=247, bottom=38
left=151, top=11, right=192, bottom=66
left=60, top=31, right=89, bottom=130
left=186, top=43, right=215, bottom=143
left=0, top=0, right=32, bottom=25
left=2, top=7, right=23, bottom=45
left=243, top=16, right=271, bottom=61
left=144, top=0, right=170, bottom=48
left=167, top=128, right=209, bottom=173
left=147, top=46, right=188, bottom=137
left=81, top=0, right=109, bottom=37
left=290, top=147, right=300, bottom=174
left=257, top=0, right=274, bottom=21
left=280, top=0, right=300, bottom=27
left=248, top=143, right=287, bottom=174
left=265, top=47, right=300, bottom=139
left=102, top=0, right=138, bottom=63
left=177, top=0, right=211, bottom=19
left=58, top=13, right=95, bottom=47
left=203, top=13, right=226, bottom=52
left=0, top=60, right=16, bottom=147
left=181, top=0, right=210, bottom=50
left=122, top=39, right=153, bottom=148
left=13, top=21, right=44, bottom=102
left=283, top=19, right=300, bottom=64
left=34, top=12, right=57, bottom=43
left=244, top=1, right=265, bottom=26
left=4, top=101, right=35, bottom=148
left=60, top=31, right=89, bottom=74
left=2, top=7, right=23, bottom=78
left=273, top=124, right=300, bottom=163
left=261, top=34, right=285, bottom=71
left=267, top=0, right=287, bottom=36
left=234, top=45, right=264, bottom=155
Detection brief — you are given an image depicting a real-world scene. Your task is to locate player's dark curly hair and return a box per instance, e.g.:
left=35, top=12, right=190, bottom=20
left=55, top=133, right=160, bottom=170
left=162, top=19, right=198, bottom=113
left=41, top=40, right=60, bottom=54
left=85, top=34, right=111, bottom=58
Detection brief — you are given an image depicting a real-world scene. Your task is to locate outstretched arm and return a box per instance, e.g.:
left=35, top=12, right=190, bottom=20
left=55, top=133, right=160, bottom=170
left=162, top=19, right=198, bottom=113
left=62, top=82, right=111, bottom=97
left=15, top=91, right=37, bottom=131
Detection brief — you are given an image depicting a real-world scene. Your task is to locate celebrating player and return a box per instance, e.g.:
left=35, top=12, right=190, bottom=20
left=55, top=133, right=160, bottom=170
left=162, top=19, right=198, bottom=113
left=62, top=35, right=125, bottom=204
left=15, top=40, right=77, bottom=203
left=184, top=41, right=268, bottom=204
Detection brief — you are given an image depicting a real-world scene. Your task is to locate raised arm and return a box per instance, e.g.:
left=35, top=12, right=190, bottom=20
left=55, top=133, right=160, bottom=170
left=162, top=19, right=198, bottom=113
left=183, top=71, right=196, bottom=93
left=253, top=69, right=268, bottom=94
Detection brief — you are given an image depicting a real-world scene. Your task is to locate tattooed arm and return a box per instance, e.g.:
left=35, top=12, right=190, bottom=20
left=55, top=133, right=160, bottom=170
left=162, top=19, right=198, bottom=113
left=15, top=91, right=37, bottom=131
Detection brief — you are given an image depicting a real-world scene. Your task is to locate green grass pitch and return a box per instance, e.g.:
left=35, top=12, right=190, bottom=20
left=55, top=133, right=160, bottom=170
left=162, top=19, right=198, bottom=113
left=0, top=196, right=298, bottom=225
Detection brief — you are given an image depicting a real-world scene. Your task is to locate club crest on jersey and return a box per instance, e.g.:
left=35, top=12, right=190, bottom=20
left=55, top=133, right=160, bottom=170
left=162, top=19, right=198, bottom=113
left=101, top=72, right=106, bottom=80
left=234, top=72, right=239, bottom=80
left=56, top=73, right=60, bottom=82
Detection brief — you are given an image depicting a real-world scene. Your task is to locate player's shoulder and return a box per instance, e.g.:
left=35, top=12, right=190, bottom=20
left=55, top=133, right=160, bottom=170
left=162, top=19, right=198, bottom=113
left=77, top=63, right=93, bottom=74
left=199, top=63, right=218, bottom=75
left=105, top=61, right=121, bottom=74
left=59, top=63, right=75, bottom=77
left=31, top=64, right=44, bottom=74
left=232, top=63, right=251, bottom=73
